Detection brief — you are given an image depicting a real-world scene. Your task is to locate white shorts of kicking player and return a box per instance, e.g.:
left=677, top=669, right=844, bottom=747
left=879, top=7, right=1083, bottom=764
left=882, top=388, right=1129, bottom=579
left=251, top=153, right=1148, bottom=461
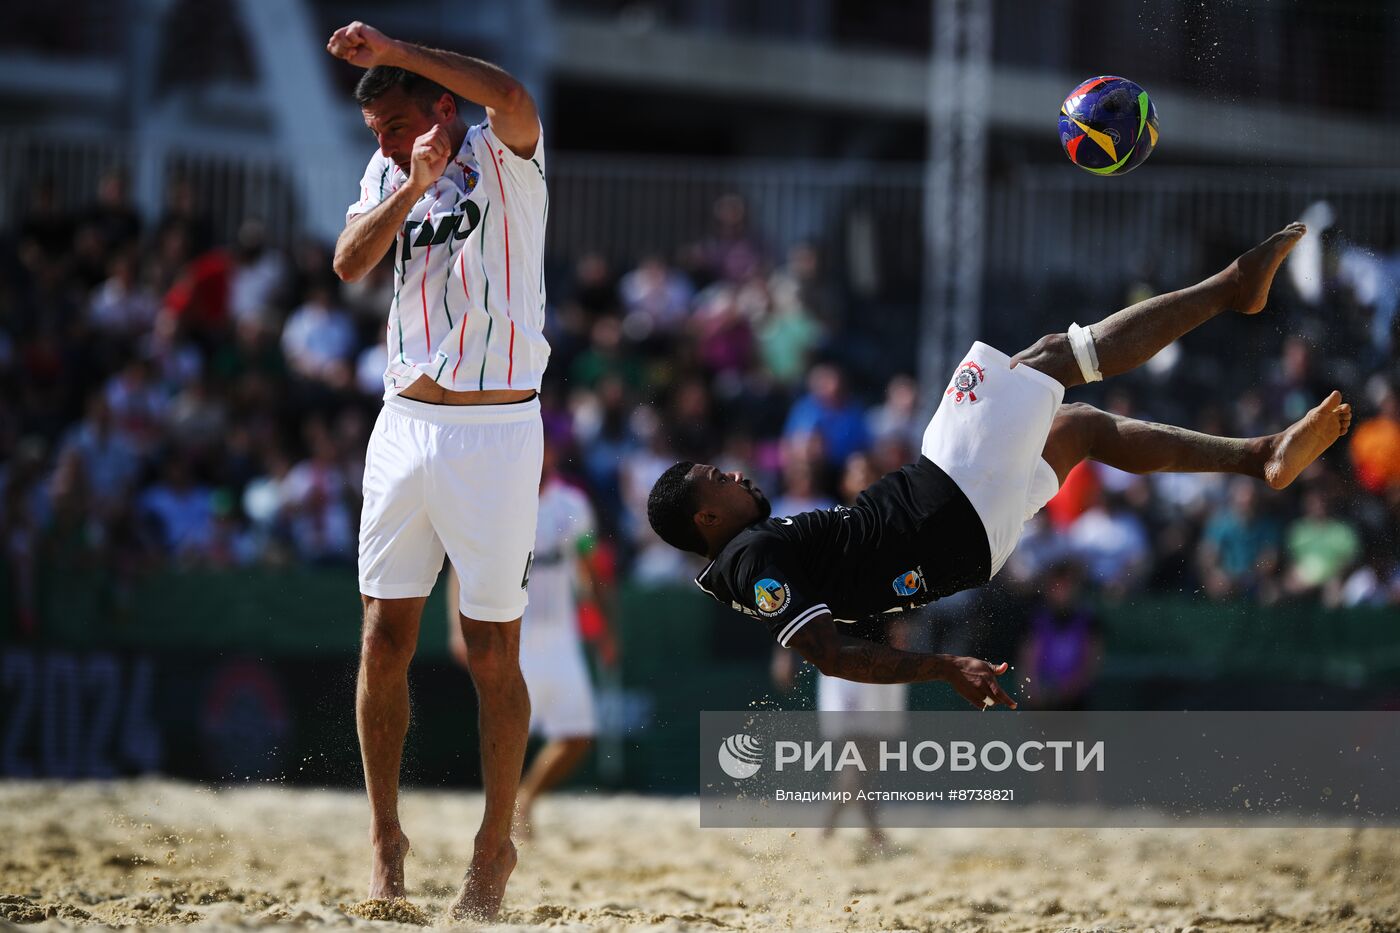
left=520, top=626, right=598, bottom=740
left=358, top=393, right=542, bottom=622
left=922, top=341, right=1066, bottom=579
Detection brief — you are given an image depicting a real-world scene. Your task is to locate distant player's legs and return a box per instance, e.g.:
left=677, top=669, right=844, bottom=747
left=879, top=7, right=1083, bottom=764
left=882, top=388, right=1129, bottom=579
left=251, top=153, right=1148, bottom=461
left=450, top=614, right=529, bottom=922
left=357, top=595, right=425, bottom=900
left=515, top=737, right=593, bottom=837
left=1010, top=223, right=1307, bottom=388
left=1041, top=399, right=1353, bottom=489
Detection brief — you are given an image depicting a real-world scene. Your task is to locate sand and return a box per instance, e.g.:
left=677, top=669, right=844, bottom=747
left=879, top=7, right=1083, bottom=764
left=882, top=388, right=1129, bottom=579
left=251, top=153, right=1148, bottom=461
left=1, top=779, right=1397, bottom=932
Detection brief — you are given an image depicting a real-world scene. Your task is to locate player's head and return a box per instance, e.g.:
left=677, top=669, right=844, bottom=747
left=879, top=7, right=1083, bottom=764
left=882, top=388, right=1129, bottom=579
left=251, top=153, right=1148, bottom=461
left=647, top=461, right=771, bottom=556
left=355, top=66, right=459, bottom=171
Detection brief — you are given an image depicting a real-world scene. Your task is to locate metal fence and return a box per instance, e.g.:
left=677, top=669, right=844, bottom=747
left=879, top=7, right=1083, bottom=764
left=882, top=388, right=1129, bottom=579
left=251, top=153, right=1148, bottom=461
left=4, top=130, right=1399, bottom=307
left=546, top=153, right=927, bottom=294
left=0, top=133, right=300, bottom=248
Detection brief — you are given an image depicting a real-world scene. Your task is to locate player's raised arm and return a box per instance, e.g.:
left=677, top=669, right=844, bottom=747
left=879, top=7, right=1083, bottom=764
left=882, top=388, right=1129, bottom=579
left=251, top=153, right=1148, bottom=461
left=332, top=122, right=451, bottom=282
left=327, top=21, right=539, bottom=158
left=788, top=613, right=1018, bottom=710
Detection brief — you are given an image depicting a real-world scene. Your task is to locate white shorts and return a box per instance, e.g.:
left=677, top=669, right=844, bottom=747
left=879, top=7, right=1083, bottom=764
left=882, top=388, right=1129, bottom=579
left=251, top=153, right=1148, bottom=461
left=817, top=675, right=908, bottom=738
left=520, top=624, right=597, bottom=740
left=358, top=394, right=542, bottom=622
left=921, top=341, right=1065, bottom=579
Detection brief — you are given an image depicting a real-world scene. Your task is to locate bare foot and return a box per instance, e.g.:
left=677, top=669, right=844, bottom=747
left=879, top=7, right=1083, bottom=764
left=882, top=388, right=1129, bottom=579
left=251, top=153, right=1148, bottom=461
left=1263, top=391, right=1352, bottom=489
left=368, top=829, right=411, bottom=900
left=1226, top=222, right=1306, bottom=314
left=448, top=838, right=517, bottom=922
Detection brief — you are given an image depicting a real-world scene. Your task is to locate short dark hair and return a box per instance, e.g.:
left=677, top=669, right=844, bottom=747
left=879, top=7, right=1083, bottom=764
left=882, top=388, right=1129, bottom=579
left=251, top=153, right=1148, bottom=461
left=354, top=66, right=453, bottom=111
left=647, top=461, right=707, bottom=555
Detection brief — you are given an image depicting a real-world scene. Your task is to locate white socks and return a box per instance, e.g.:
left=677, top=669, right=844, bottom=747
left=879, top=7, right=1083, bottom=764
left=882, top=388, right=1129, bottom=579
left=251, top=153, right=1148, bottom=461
left=1067, top=322, right=1103, bottom=383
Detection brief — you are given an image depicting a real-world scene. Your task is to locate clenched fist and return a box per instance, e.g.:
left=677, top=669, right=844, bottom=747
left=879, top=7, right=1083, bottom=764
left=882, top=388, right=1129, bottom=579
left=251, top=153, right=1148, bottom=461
left=408, top=123, right=453, bottom=193
left=326, top=21, right=399, bottom=69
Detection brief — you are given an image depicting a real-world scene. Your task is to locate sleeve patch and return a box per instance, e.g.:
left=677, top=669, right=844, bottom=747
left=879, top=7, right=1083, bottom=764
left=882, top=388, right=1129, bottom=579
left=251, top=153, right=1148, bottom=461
left=754, top=578, right=788, bottom=617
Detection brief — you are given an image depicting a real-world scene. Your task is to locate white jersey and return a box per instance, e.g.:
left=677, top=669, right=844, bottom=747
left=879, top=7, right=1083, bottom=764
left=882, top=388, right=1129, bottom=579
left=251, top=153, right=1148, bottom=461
left=523, top=479, right=596, bottom=638
left=347, top=121, right=549, bottom=397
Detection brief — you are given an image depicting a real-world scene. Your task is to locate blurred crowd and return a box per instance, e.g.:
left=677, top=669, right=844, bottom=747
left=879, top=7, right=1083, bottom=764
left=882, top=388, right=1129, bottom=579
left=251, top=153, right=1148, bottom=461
left=1, top=172, right=1398, bottom=637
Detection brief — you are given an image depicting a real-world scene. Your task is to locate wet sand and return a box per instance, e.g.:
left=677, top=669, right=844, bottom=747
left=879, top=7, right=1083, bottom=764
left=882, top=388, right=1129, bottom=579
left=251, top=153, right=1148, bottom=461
left=1, top=779, right=1397, bottom=931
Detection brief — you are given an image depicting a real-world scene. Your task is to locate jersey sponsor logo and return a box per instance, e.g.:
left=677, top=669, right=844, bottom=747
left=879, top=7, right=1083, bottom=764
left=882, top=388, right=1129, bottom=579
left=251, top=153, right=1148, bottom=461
left=775, top=517, right=794, bottom=526
left=892, top=567, right=926, bottom=597
left=753, top=578, right=788, bottom=617
left=400, top=201, right=483, bottom=261
left=946, top=360, right=986, bottom=404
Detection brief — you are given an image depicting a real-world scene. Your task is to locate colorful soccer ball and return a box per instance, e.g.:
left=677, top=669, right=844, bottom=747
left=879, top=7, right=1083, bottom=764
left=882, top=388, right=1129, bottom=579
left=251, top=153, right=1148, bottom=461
left=1059, top=76, right=1159, bottom=176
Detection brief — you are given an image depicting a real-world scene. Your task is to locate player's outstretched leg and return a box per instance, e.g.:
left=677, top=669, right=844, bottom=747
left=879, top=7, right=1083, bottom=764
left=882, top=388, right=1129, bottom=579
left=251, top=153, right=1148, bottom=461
left=1041, top=394, right=1352, bottom=487
left=1011, top=222, right=1306, bottom=387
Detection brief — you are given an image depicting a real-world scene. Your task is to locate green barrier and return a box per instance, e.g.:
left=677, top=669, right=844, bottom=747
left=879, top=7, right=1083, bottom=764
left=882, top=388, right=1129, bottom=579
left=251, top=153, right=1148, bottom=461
left=9, top=566, right=1399, bottom=685
left=4, top=566, right=1398, bottom=791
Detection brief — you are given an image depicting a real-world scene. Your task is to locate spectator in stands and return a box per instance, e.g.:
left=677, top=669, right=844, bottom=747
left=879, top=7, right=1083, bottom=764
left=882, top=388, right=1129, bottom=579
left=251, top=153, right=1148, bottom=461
left=695, top=193, right=765, bottom=285
left=783, top=363, right=869, bottom=469
left=570, top=316, right=645, bottom=391
left=280, top=419, right=357, bottom=564
left=1350, top=383, right=1400, bottom=495
left=1285, top=488, right=1362, bottom=603
left=619, top=254, right=693, bottom=338
left=1268, top=336, right=1331, bottom=426
left=229, top=218, right=286, bottom=330
left=1067, top=490, right=1150, bottom=595
left=103, top=358, right=168, bottom=456
left=88, top=253, right=159, bottom=338
left=281, top=281, right=356, bottom=389
left=770, top=240, right=839, bottom=337
left=1198, top=478, right=1283, bottom=601
left=866, top=374, right=924, bottom=451
left=1044, top=460, right=1100, bottom=532
left=756, top=279, right=820, bottom=386
left=690, top=283, right=754, bottom=379
left=1017, top=560, right=1102, bottom=710
left=59, top=394, right=139, bottom=514
left=138, top=456, right=215, bottom=562
left=772, top=455, right=835, bottom=517
left=87, top=168, right=142, bottom=254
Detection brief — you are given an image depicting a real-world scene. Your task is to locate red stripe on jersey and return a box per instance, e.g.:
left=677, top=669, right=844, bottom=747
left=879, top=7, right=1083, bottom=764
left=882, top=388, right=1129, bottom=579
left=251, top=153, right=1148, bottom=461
left=421, top=242, right=432, bottom=353
left=488, top=139, right=515, bottom=385
left=452, top=250, right=469, bottom=384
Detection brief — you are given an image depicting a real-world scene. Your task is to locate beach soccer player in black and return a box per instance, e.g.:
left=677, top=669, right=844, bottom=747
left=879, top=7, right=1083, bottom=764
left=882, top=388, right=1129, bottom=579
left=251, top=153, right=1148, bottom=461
left=647, top=224, right=1352, bottom=710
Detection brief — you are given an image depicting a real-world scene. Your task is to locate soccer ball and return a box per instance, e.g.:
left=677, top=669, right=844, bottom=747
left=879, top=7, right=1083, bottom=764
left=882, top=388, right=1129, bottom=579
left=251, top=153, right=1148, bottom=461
left=1059, top=76, right=1159, bottom=175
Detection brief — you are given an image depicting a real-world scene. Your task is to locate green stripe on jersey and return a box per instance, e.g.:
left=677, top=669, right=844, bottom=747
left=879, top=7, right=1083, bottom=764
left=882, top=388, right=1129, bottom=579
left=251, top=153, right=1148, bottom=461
left=477, top=203, right=493, bottom=390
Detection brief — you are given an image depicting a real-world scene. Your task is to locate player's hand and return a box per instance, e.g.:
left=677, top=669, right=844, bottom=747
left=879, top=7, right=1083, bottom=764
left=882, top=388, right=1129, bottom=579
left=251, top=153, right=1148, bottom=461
left=408, top=123, right=452, bottom=193
left=326, top=21, right=399, bottom=69
left=944, top=657, right=1017, bottom=711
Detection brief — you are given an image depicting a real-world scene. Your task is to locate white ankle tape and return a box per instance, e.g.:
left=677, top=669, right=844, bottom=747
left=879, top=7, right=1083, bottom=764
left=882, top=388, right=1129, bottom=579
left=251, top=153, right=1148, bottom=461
left=1067, top=323, right=1103, bottom=383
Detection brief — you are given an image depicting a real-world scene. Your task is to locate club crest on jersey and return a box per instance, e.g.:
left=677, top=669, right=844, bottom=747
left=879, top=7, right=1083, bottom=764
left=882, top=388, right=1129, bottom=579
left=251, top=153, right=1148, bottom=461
left=753, top=578, right=788, bottom=617
left=892, top=568, right=926, bottom=597
left=946, top=361, right=986, bottom=404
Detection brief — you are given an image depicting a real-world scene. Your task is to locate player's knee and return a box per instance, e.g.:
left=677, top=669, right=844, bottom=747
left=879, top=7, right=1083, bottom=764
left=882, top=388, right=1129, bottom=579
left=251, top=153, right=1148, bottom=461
left=462, top=625, right=521, bottom=684
left=360, top=619, right=416, bottom=671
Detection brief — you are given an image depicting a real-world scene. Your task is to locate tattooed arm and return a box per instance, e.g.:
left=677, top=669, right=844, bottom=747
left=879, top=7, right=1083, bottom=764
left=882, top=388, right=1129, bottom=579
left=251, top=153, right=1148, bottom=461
left=787, top=612, right=1017, bottom=709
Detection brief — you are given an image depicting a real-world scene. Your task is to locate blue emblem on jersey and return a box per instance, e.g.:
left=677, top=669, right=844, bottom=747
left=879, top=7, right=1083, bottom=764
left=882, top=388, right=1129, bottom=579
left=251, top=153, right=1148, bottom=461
left=892, top=569, right=925, bottom=597
left=754, top=578, right=788, bottom=617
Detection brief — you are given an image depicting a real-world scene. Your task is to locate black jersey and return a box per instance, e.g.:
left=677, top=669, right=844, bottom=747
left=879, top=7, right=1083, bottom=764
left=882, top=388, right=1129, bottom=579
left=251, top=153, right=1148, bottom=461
left=695, top=457, right=990, bottom=646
